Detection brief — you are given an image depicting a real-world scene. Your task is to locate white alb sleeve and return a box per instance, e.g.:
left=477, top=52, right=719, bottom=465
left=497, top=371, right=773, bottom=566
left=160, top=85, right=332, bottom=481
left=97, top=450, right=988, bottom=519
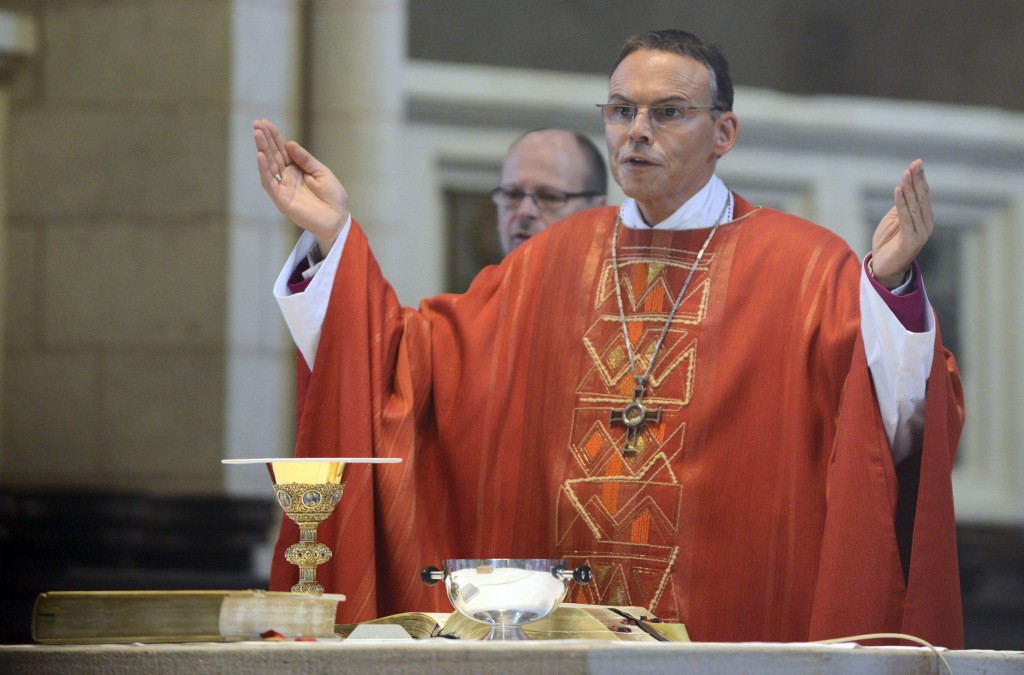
left=273, top=216, right=352, bottom=371
left=859, top=261, right=936, bottom=464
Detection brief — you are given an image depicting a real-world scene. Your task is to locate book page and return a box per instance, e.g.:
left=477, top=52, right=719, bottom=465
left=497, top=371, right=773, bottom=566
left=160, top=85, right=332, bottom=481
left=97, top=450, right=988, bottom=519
left=336, top=612, right=449, bottom=639
left=524, top=607, right=622, bottom=641
left=568, top=604, right=690, bottom=642
left=440, top=604, right=650, bottom=641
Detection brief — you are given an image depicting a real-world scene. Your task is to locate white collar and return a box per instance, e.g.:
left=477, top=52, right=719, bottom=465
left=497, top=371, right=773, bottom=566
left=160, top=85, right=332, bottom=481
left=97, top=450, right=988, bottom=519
left=619, top=175, right=732, bottom=231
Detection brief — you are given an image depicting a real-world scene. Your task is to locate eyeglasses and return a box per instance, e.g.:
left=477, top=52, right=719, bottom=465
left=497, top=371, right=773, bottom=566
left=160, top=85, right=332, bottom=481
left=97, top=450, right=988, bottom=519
left=596, top=103, right=722, bottom=127
left=489, top=187, right=602, bottom=212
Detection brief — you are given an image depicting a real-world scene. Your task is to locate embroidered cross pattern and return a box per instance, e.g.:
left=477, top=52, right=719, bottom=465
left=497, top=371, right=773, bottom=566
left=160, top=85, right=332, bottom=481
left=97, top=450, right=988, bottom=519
left=610, top=197, right=726, bottom=458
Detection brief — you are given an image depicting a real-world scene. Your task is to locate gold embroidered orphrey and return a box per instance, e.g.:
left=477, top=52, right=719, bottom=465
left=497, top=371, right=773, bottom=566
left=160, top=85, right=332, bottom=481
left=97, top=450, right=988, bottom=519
left=609, top=196, right=730, bottom=456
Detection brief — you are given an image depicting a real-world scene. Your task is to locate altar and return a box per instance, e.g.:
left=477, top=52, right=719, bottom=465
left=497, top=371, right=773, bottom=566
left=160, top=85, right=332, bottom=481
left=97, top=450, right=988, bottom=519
left=1, top=639, right=1021, bottom=674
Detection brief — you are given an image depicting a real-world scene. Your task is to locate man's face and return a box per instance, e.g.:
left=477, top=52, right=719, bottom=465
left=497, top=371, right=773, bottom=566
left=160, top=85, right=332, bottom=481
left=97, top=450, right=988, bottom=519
left=496, top=131, right=603, bottom=254
left=605, top=49, right=737, bottom=225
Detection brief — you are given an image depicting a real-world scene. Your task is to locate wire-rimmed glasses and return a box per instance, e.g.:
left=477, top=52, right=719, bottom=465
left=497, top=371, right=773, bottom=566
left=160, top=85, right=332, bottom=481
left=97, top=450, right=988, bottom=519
left=596, top=103, right=722, bottom=128
left=489, top=187, right=602, bottom=212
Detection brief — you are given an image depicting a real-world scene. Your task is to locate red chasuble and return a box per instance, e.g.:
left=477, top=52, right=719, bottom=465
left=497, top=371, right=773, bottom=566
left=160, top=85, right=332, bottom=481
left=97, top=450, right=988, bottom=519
left=270, top=195, right=965, bottom=647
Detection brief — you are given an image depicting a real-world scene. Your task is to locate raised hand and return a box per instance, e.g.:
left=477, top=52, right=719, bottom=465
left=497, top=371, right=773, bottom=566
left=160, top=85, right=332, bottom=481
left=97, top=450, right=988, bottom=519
left=870, top=159, right=933, bottom=289
left=253, top=119, right=349, bottom=254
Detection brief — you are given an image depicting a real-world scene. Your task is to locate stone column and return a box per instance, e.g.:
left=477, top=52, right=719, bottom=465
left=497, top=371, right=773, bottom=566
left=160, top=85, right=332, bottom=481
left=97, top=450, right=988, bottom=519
left=221, top=1, right=305, bottom=496
left=0, top=8, right=35, bottom=467
left=304, top=0, right=409, bottom=294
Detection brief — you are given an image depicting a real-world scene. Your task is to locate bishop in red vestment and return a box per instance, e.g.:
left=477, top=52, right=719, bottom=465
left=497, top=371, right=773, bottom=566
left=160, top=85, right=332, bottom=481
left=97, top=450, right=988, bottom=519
left=253, top=29, right=965, bottom=647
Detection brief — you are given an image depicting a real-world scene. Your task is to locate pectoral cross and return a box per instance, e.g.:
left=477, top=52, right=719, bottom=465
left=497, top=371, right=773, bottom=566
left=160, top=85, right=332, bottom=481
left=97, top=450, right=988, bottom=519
left=609, top=379, right=662, bottom=457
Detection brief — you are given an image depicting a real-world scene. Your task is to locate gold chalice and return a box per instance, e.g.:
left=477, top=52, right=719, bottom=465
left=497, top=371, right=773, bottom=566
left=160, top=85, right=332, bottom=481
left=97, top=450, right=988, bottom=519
left=223, top=457, right=401, bottom=595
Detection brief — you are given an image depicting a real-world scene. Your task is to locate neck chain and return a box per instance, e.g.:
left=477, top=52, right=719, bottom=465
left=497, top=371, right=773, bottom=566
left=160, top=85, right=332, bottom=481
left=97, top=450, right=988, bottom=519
left=609, top=194, right=731, bottom=456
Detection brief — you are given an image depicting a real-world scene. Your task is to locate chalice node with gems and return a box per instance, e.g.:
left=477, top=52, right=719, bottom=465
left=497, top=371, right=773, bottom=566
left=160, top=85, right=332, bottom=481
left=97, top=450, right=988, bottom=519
left=222, top=457, right=401, bottom=595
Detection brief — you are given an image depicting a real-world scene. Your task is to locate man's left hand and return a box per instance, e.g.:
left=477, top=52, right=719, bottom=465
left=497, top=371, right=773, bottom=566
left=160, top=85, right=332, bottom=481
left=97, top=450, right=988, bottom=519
left=870, top=159, right=933, bottom=289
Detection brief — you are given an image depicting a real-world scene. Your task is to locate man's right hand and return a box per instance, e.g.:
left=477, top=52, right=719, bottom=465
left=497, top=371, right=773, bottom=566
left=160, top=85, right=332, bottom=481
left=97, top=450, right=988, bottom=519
left=253, top=119, right=349, bottom=255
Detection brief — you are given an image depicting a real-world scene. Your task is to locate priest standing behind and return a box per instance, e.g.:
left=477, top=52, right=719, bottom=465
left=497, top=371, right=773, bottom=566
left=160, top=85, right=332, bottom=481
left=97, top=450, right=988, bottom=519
left=253, top=29, right=964, bottom=647
left=493, top=128, right=607, bottom=255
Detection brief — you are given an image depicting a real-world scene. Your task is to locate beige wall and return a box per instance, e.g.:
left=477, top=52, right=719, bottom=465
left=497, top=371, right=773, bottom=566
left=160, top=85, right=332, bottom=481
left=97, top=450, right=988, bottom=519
left=0, top=0, right=407, bottom=496
left=1, top=0, right=300, bottom=494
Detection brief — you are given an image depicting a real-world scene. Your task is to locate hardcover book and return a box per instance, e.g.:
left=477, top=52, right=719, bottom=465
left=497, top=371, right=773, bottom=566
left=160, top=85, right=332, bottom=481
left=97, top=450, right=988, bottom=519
left=32, top=590, right=343, bottom=644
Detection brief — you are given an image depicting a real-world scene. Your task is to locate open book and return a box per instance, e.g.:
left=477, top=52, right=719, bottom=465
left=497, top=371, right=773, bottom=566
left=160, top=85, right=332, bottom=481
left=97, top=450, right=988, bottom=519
left=336, top=603, right=690, bottom=642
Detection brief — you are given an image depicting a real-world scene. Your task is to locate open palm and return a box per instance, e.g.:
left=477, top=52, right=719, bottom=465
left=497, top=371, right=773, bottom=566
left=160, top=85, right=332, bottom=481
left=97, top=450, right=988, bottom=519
left=870, top=159, right=933, bottom=289
left=254, top=119, right=349, bottom=253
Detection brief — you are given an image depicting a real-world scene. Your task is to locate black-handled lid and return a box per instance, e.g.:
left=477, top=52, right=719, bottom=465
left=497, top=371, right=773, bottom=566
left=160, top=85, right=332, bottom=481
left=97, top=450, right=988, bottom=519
left=572, top=564, right=593, bottom=584
left=421, top=565, right=443, bottom=585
